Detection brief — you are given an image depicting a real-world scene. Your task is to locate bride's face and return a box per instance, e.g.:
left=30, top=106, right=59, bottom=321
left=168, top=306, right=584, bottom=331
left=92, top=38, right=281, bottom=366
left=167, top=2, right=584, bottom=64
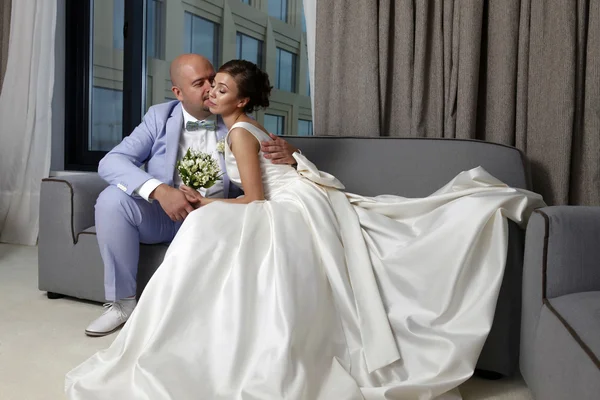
left=207, top=72, right=249, bottom=116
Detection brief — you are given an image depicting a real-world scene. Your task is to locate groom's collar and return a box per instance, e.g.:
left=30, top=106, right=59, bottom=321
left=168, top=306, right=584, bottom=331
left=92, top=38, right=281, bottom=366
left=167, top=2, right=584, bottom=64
left=181, top=105, right=217, bottom=126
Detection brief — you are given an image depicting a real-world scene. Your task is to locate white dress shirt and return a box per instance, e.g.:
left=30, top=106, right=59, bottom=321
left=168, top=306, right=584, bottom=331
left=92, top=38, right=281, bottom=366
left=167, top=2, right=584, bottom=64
left=136, top=106, right=225, bottom=201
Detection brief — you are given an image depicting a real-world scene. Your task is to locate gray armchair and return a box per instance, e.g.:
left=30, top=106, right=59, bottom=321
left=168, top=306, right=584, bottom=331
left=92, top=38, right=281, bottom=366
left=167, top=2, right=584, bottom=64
left=520, top=206, right=600, bottom=399
left=38, top=173, right=167, bottom=301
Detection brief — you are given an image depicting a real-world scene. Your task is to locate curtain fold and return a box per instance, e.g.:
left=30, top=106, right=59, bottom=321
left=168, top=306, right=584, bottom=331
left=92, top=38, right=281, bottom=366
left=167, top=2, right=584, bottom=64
left=315, top=0, right=600, bottom=206
left=0, top=0, right=57, bottom=245
left=315, top=1, right=380, bottom=137
left=0, top=0, right=11, bottom=90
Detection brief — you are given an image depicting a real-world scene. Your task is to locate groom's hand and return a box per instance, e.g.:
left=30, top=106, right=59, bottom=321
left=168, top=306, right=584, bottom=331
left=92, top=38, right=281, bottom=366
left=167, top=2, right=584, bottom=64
left=179, top=185, right=203, bottom=209
left=261, top=133, right=299, bottom=165
left=151, top=184, right=194, bottom=221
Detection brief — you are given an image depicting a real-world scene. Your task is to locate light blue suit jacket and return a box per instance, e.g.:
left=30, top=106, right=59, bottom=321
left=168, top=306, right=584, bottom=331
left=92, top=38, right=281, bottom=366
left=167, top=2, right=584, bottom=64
left=98, top=100, right=241, bottom=199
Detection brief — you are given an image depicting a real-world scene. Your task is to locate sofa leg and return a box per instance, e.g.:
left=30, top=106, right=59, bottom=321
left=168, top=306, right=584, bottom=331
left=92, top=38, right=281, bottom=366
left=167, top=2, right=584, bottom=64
left=47, top=292, right=65, bottom=300
left=474, top=369, right=503, bottom=380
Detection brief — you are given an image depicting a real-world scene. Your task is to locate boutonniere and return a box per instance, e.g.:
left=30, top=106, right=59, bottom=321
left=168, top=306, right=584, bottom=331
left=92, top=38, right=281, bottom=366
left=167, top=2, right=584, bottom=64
left=216, top=139, right=225, bottom=154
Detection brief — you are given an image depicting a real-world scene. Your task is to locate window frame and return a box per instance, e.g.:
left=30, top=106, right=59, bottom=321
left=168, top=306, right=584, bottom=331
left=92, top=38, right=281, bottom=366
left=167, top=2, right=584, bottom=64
left=65, top=0, right=146, bottom=171
left=264, top=113, right=286, bottom=136
left=268, top=0, right=288, bottom=22
left=297, top=119, right=313, bottom=136
left=275, top=47, right=297, bottom=93
left=236, top=31, right=264, bottom=69
left=184, top=12, right=220, bottom=69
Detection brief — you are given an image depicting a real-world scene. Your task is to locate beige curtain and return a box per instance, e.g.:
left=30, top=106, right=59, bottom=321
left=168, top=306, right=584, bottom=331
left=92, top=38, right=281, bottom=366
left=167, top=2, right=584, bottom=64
left=315, top=0, right=599, bottom=206
left=0, top=0, right=10, bottom=90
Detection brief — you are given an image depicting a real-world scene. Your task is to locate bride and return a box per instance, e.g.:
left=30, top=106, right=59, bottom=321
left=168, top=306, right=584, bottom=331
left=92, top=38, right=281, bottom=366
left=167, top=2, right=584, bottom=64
left=65, top=60, right=545, bottom=399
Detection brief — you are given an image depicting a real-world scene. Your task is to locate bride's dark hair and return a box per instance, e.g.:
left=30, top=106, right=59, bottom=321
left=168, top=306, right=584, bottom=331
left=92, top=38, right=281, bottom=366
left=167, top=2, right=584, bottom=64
left=218, top=60, right=272, bottom=113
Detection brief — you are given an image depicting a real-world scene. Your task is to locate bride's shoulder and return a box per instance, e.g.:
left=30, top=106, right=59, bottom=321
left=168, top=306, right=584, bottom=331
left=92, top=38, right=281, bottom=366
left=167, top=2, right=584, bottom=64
left=230, top=121, right=271, bottom=142
left=228, top=126, right=262, bottom=151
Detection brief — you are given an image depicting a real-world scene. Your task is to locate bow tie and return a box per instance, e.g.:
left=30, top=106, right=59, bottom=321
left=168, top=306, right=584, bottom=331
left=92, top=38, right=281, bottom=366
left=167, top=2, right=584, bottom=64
left=186, top=120, right=216, bottom=131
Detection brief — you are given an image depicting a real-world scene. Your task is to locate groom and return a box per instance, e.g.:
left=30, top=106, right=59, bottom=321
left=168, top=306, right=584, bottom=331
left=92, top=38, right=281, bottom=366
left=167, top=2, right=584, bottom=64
left=86, top=54, right=299, bottom=337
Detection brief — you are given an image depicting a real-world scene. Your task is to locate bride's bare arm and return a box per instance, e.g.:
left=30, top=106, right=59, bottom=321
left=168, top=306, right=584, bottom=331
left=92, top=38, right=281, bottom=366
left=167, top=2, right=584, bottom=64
left=182, top=128, right=265, bottom=207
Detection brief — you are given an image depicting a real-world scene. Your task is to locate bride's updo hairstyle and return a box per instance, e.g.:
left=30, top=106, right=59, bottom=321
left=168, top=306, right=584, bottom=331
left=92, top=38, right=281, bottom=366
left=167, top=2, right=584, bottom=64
left=218, top=60, right=272, bottom=113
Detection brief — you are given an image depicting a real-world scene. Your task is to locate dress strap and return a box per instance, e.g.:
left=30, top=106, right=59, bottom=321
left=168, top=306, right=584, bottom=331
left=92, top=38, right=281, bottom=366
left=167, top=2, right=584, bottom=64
left=227, top=122, right=271, bottom=144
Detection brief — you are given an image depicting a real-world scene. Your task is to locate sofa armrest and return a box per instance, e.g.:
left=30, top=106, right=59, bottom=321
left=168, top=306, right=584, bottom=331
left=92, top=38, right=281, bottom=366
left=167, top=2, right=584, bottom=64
left=40, top=174, right=108, bottom=245
left=521, top=205, right=600, bottom=386
left=524, top=206, right=600, bottom=300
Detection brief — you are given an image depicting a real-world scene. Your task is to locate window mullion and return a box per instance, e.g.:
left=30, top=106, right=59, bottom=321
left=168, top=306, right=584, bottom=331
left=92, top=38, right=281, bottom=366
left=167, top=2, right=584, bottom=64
left=122, top=0, right=146, bottom=139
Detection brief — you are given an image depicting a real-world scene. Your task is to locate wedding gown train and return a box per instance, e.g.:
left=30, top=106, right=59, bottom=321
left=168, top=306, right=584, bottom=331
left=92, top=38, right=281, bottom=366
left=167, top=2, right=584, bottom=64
left=65, top=122, right=545, bottom=399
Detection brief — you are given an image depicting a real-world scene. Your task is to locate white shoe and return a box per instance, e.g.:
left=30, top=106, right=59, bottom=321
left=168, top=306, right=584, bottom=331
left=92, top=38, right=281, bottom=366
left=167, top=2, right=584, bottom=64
left=85, top=298, right=136, bottom=337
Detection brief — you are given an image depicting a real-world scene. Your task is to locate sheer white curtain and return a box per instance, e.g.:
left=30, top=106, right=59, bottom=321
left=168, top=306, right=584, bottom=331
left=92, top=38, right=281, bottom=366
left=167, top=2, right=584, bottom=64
left=303, top=0, right=316, bottom=130
left=0, top=0, right=57, bottom=245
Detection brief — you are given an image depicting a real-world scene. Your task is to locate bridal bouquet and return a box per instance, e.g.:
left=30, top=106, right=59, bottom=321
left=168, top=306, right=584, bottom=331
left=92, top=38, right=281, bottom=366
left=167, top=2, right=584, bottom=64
left=176, top=148, right=223, bottom=190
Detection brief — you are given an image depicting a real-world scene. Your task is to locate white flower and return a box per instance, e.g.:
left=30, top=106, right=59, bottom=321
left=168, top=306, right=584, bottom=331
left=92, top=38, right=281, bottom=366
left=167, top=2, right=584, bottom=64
left=216, top=139, right=225, bottom=154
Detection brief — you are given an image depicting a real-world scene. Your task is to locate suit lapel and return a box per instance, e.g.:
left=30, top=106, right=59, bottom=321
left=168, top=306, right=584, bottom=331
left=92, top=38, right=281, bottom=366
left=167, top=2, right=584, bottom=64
left=165, top=102, right=183, bottom=183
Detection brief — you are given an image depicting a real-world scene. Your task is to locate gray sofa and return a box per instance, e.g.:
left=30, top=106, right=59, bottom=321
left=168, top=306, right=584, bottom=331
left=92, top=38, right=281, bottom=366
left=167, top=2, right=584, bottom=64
left=39, top=137, right=531, bottom=377
left=520, top=206, right=600, bottom=399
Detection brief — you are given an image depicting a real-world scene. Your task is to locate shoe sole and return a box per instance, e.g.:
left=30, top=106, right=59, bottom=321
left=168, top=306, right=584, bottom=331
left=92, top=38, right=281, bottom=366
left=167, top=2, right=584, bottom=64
left=85, top=323, right=125, bottom=337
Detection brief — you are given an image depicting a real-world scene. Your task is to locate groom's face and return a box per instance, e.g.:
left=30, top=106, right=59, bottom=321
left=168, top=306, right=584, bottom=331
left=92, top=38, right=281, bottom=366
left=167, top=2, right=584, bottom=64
left=172, top=57, right=216, bottom=117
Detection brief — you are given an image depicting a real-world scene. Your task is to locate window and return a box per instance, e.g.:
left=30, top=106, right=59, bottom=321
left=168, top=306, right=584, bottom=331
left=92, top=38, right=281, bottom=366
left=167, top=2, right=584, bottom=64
left=184, top=13, right=219, bottom=68
left=95, top=0, right=125, bottom=151
left=112, top=0, right=124, bottom=50
left=65, top=0, right=312, bottom=169
left=64, top=0, right=126, bottom=169
left=275, top=48, right=296, bottom=92
left=91, top=88, right=123, bottom=151
left=236, top=33, right=263, bottom=69
left=297, top=119, right=313, bottom=136
left=264, top=114, right=285, bottom=135
left=268, top=0, right=287, bottom=22
left=147, top=0, right=165, bottom=60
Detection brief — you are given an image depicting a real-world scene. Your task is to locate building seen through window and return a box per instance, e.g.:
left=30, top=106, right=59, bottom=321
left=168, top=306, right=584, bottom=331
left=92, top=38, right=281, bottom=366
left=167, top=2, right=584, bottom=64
left=275, top=48, right=296, bottom=92
left=90, top=0, right=312, bottom=154
left=298, top=119, right=313, bottom=136
left=268, top=0, right=287, bottom=22
left=264, top=114, right=285, bottom=136
left=184, top=12, right=219, bottom=68
left=236, top=32, right=263, bottom=69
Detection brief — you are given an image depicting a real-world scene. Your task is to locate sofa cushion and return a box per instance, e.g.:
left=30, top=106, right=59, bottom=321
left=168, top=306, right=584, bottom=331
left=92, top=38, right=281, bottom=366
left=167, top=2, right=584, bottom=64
left=548, top=291, right=600, bottom=364
left=77, top=225, right=96, bottom=237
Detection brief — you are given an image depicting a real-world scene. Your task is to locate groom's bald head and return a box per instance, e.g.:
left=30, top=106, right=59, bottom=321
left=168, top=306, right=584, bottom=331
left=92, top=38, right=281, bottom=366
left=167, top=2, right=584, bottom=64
left=170, top=54, right=216, bottom=118
left=170, top=54, right=215, bottom=87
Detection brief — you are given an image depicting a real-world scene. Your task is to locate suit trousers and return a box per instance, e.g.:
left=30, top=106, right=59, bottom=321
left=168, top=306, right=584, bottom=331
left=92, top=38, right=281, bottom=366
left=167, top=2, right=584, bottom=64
left=95, top=186, right=182, bottom=301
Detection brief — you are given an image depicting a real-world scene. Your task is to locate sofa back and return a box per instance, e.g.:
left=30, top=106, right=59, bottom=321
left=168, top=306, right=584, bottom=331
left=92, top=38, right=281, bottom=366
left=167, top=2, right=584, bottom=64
left=284, top=137, right=530, bottom=196
left=284, top=136, right=529, bottom=376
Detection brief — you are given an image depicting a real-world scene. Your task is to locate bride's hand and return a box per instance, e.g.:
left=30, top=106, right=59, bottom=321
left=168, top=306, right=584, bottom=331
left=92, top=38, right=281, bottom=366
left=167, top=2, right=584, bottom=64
left=179, top=185, right=204, bottom=209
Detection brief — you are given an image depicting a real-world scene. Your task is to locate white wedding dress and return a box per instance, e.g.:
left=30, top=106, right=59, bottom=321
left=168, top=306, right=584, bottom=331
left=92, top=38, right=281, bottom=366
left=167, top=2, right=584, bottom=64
left=65, top=122, right=545, bottom=400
